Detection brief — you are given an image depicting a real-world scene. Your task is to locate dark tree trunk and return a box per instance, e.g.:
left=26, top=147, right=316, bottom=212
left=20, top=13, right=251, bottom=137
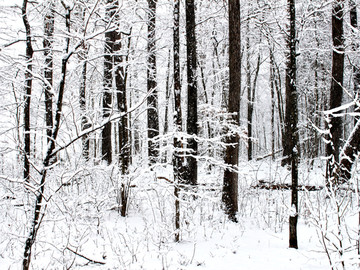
left=337, top=0, right=360, bottom=181
left=247, top=53, right=260, bottom=162
left=246, top=20, right=252, bottom=161
left=78, top=7, right=90, bottom=160
left=222, top=0, right=240, bottom=222
left=23, top=5, right=74, bottom=269
left=114, top=30, right=130, bottom=216
left=147, top=0, right=159, bottom=165
left=173, top=0, right=183, bottom=242
left=163, top=49, right=171, bottom=162
left=43, top=1, right=54, bottom=146
left=102, top=0, right=119, bottom=165
left=79, top=47, right=90, bottom=160
left=339, top=119, right=360, bottom=180
left=326, top=0, right=344, bottom=180
left=185, top=0, right=198, bottom=185
left=22, top=0, right=34, bottom=183
left=270, top=47, right=275, bottom=160
left=286, top=0, right=299, bottom=249
left=282, top=0, right=299, bottom=167
left=350, top=0, right=360, bottom=124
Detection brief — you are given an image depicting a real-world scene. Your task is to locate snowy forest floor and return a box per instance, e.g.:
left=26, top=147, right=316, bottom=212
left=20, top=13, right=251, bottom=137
left=0, top=158, right=359, bottom=269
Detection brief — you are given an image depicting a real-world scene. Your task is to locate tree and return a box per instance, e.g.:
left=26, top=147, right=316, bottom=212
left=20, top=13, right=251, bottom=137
left=22, top=0, right=34, bottom=183
left=102, top=0, right=120, bottom=165
left=350, top=0, right=360, bottom=124
left=185, top=0, right=198, bottom=185
left=23, top=4, right=79, bottom=268
left=336, top=0, right=360, bottom=181
left=77, top=3, right=91, bottom=160
left=147, top=0, right=159, bottom=165
left=173, top=0, right=183, bottom=242
left=115, top=29, right=131, bottom=216
left=222, top=0, right=240, bottom=222
left=286, top=0, right=299, bottom=249
left=326, top=0, right=344, bottom=181
left=43, top=0, right=55, bottom=146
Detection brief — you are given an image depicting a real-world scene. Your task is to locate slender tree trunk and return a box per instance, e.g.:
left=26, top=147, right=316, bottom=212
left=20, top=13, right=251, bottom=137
left=23, top=5, right=75, bottom=269
left=247, top=53, right=260, bottom=161
left=173, top=0, right=183, bottom=242
left=22, top=0, right=34, bottom=183
left=43, top=1, right=54, bottom=147
left=246, top=18, right=252, bottom=161
left=222, top=0, right=240, bottom=222
left=269, top=48, right=285, bottom=154
left=312, top=21, right=321, bottom=161
left=114, top=31, right=130, bottom=216
left=79, top=47, right=90, bottom=160
left=78, top=7, right=90, bottom=160
left=102, top=0, right=119, bottom=164
left=163, top=49, right=172, bottom=162
left=270, top=47, right=275, bottom=160
left=147, top=0, right=159, bottom=165
left=350, top=0, right=360, bottom=124
left=312, top=59, right=320, bottom=160
left=326, top=0, right=345, bottom=181
left=336, top=0, right=360, bottom=181
left=339, top=120, right=360, bottom=180
left=185, top=0, right=198, bottom=185
left=286, top=0, right=299, bottom=249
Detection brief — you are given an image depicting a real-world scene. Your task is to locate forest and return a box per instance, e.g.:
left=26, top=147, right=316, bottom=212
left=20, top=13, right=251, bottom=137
left=0, top=0, right=359, bottom=269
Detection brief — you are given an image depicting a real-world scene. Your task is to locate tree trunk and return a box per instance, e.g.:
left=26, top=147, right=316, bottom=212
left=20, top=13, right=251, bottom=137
left=147, top=0, right=159, bottom=165
left=23, top=5, right=74, bottom=269
left=163, top=49, right=172, bottom=162
left=78, top=7, right=90, bottom=160
left=286, top=0, right=299, bottom=249
left=43, top=0, right=54, bottom=147
left=269, top=48, right=285, bottom=155
left=246, top=18, right=252, bottom=161
left=173, top=0, right=183, bottom=242
left=350, top=0, right=360, bottom=124
left=102, top=0, right=119, bottom=164
left=270, top=47, right=275, bottom=160
left=114, top=30, right=130, bottom=216
left=247, top=53, right=260, bottom=161
left=222, top=0, right=240, bottom=222
left=22, top=0, right=34, bottom=183
left=339, top=119, right=360, bottom=181
left=185, top=0, right=198, bottom=185
left=326, top=0, right=345, bottom=181
left=79, top=47, right=90, bottom=160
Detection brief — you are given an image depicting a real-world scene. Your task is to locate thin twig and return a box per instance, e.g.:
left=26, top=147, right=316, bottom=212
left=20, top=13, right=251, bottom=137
left=66, top=247, right=105, bottom=265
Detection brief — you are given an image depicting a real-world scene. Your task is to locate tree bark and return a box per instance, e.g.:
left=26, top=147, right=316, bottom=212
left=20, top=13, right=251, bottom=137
left=78, top=6, right=90, bottom=160
left=173, top=0, right=183, bottom=242
left=222, top=0, right=240, bottom=222
left=114, top=30, right=130, bottom=216
left=286, top=0, right=299, bottom=249
left=246, top=18, right=252, bottom=161
left=185, top=0, right=198, bottom=185
left=102, top=0, right=119, bottom=164
left=23, top=5, right=74, bottom=269
left=147, top=0, right=159, bottom=165
left=350, top=0, right=360, bottom=124
left=270, top=46, right=275, bottom=160
left=339, top=119, right=360, bottom=180
left=22, top=0, right=34, bottom=183
left=43, top=0, right=54, bottom=146
left=326, top=0, right=344, bottom=181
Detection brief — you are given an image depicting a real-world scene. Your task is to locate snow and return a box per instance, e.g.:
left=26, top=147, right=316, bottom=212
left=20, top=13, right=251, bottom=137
left=1, top=160, right=356, bottom=269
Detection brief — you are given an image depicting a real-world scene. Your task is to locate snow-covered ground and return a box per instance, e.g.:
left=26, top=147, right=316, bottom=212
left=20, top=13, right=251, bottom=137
left=0, top=159, right=358, bottom=269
